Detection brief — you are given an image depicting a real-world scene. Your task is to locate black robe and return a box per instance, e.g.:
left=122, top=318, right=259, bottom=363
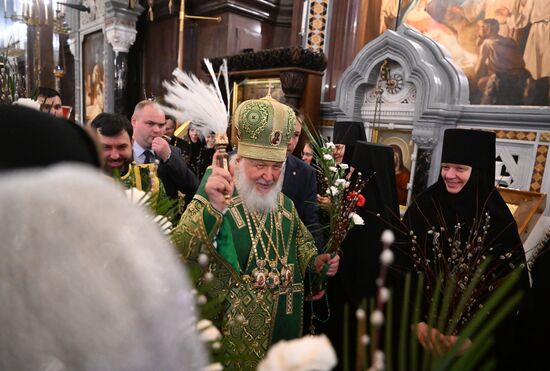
left=515, top=246, right=550, bottom=370
left=333, top=121, right=367, bottom=166
left=315, top=142, right=401, bottom=370
left=399, top=165, right=529, bottom=370
left=1, top=105, right=100, bottom=170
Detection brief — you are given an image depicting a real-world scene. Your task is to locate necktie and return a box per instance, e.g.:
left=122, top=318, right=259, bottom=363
left=144, top=150, right=154, bottom=164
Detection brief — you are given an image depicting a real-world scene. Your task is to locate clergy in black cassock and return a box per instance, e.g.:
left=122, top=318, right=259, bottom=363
left=332, top=121, right=367, bottom=167
left=315, top=141, right=400, bottom=370
left=400, top=129, right=529, bottom=370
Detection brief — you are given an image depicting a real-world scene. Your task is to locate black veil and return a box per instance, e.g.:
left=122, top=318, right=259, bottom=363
left=400, top=129, right=529, bottom=369
left=333, top=121, right=366, bottom=165
left=318, top=141, right=400, bottom=370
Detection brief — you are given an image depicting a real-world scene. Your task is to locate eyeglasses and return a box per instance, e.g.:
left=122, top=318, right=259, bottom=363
left=301, top=151, right=313, bottom=157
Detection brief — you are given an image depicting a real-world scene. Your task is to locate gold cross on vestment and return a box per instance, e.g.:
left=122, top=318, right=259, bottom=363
left=280, top=279, right=302, bottom=315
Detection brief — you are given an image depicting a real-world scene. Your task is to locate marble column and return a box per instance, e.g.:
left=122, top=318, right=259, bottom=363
left=104, top=0, right=142, bottom=116
left=105, top=23, right=136, bottom=116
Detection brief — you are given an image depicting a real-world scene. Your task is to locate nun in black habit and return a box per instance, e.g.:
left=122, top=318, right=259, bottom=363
left=332, top=121, right=367, bottom=166
left=400, top=129, right=529, bottom=369
left=317, top=122, right=368, bottom=236
left=315, top=141, right=400, bottom=370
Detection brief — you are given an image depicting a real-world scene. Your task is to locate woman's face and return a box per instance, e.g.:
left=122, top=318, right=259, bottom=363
left=333, top=144, right=346, bottom=164
left=189, top=127, right=199, bottom=143
left=205, top=134, right=216, bottom=149
left=301, top=143, right=313, bottom=165
left=441, top=163, right=472, bottom=194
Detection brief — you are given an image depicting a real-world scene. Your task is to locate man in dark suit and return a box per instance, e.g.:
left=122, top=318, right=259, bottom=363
left=282, top=116, right=323, bottom=251
left=131, top=100, right=198, bottom=202
left=283, top=116, right=325, bottom=337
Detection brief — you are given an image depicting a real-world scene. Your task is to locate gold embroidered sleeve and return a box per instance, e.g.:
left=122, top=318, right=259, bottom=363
left=295, top=209, right=318, bottom=278
left=172, top=194, right=223, bottom=261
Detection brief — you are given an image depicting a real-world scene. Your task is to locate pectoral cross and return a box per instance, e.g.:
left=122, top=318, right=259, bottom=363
left=177, top=0, right=221, bottom=69
left=280, top=282, right=303, bottom=315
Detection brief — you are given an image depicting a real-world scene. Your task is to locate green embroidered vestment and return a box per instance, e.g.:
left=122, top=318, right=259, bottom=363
left=174, top=170, right=318, bottom=369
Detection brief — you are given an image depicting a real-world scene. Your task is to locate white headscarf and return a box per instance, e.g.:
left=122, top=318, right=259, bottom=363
left=0, top=165, right=207, bottom=371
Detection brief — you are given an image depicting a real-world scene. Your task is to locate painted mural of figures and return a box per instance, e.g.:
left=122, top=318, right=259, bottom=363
left=85, top=63, right=105, bottom=122
left=404, top=0, right=478, bottom=69
left=418, top=0, right=480, bottom=55
left=456, top=0, right=523, bottom=38
left=92, top=64, right=105, bottom=110
left=406, top=0, right=455, bottom=34
left=390, top=144, right=411, bottom=205
left=507, top=0, right=550, bottom=104
left=377, top=0, right=547, bottom=106
left=380, top=0, right=399, bottom=33
left=475, top=18, right=532, bottom=104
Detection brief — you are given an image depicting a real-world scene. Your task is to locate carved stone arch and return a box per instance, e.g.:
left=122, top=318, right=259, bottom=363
left=331, top=24, right=469, bottom=125
left=322, top=24, right=471, bottom=194
left=323, top=23, right=550, bottom=219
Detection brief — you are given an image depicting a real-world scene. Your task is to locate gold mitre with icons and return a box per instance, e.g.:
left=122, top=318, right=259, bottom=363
left=233, top=96, right=296, bottom=162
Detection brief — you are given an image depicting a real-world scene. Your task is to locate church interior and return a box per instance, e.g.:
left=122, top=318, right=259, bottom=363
left=1, top=0, right=550, bottom=369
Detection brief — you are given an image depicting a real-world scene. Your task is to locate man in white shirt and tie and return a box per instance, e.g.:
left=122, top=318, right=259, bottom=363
left=131, top=100, right=198, bottom=204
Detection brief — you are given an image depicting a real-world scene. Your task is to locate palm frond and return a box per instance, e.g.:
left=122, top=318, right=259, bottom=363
left=352, top=264, right=523, bottom=370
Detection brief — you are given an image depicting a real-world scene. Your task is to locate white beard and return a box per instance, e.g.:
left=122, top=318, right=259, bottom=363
left=234, top=163, right=283, bottom=213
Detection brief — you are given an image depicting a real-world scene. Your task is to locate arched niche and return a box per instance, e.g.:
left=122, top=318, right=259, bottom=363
left=322, top=24, right=470, bottom=196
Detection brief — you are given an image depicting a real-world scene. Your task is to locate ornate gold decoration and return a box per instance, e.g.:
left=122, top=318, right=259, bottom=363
left=242, top=203, right=293, bottom=291
left=223, top=286, right=274, bottom=369
left=176, top=0, right=221, bottom=69
left=229, top=207, right=245, bottom=228
left=306, top=0, right=329, bottom=52
left=239, top=102, right=270, bottom=140
left=530, top=145, right=548, bottom=192
left=281, top=281, right=302, bottom=315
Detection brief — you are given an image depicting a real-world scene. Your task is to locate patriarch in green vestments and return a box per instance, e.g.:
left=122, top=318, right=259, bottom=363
left=174, top=96, right=340, bottom=369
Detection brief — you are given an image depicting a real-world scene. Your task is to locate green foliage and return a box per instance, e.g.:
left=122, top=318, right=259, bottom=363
left=185, top=261, right=223, bottom=323
left=300, top=120, right=366, bottom=255
left=351, top=264, right=523, bottom=371
left=0, top=46, right=26, bottom=104
left=146, top=186, right=180, bottom=226
left=114, top=164, right=182, bottom=227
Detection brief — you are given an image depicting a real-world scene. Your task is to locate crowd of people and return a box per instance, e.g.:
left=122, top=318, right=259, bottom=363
left=1, top=88, right=548, bottom=370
